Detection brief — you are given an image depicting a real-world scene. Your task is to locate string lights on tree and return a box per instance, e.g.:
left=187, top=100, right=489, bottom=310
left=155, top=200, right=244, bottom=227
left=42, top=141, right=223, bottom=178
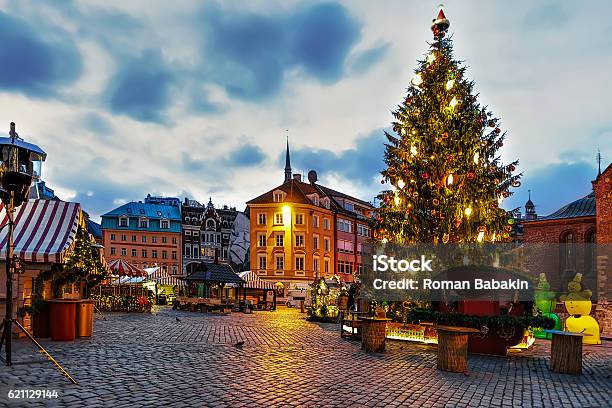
left=375, top=6, right=521, bottom=244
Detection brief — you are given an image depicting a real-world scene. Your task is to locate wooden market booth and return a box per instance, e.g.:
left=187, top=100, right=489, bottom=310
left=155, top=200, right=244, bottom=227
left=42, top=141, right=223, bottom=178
left=236, top=270, right=277, bottom=311
left=0, top=199, right=99, bottom=339
left=177, top=262, right=244, bottom=312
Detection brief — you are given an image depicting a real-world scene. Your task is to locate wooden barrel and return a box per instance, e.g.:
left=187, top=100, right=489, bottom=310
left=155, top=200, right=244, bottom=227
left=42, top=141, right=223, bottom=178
left=361, top=318, right=389, bottom=352
left=437, top=329, right=469, bottom=372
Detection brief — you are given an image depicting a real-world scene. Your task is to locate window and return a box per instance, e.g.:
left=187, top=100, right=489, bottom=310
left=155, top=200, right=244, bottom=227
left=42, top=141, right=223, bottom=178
left=258, top=213, right=267, bottom=225
left=324, top=258, right=330, bottom=274
left=275, top=234, right=284, bottom=247
left=216, top=235, right=221, bottom=243
left=110, top=247, right=116, bottom=255
left=295, top=214, right=304, bottom=225
left=275, top=255, right=284, bottom=270
left=273, top=192, right=284, bottom=202
left=172, top=237, right=177, bottom=244
left=337, top=260, right=354, bottom=275
left=121, top=234, right=126, bottom=241
left=172, top=265, right=178, bottom=274
left=357, top=224, right=370, bottom=237
left=206, top=219, right=215, bottom=230
left=223, top=248, right=228, bottom=260
left=310, top=195, right=319, bottom=206
left=295, top=233, right=305, bottom=247
left=337, top=240, right=354, bottom=253
left=131, top=249, right=137, bottom=257
left=312, top=215, right=320, bottom=228
left=295, top=256, right=305, bottom=273
left=193, top=245, right=199, bottom=258
left=172, top=251, right=177, bottom=260
left=160, top=220, right=170, bottom=229
left=258, top=255, right=267, bottom=270
left=142, top=250, right=148, bottom=258
left=337, top=219, right=353, bottom=233
left=185, top=230, right=192, bottom=236
left=119, top=217, right=128, bottom=227
left=313, top=234, right=319, bottom=250
left=313, top=256, right=320, bottom=272
left=139, top=218, right=149, bottom=228
left=121, top=248, right=127, bottom=256
left=193, top=231, right=199, bottom=237
left=151, top=236, right=156, bottom=243
left=344, top=202, right=354, bottom=212
left=323, top=218, right=330, bottom=230
left=152, top=250, right=158, bottom=259
left=258, top=233, right=267, bottom=247
left=162, top=250, right=167, bottom=259
left=142, top=235, right=147, bottom=243
left=324, top=237, right=330, bottom=251
left=110, top=233, right=116, bottom=241
left=322, top=198, right=330, bottom=209
left=185, top=246, right=191, bottom=257
left=274, top=213, right=283, bottom=225
left=132, top=235, right=137, bottom=242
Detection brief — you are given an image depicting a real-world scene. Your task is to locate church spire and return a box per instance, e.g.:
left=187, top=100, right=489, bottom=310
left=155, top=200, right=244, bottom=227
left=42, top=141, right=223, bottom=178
left=284, top=134, right=292, bottom=182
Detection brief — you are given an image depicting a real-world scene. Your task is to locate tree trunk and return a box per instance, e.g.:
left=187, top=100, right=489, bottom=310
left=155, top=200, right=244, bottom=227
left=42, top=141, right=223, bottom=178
left=550, top=334, right=582, bottom=374
left=437, top=330, right=468, bottom=372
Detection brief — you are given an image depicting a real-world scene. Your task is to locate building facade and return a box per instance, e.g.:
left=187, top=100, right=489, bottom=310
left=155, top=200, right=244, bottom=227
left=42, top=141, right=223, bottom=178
left=101, top=198, right=182, bottom=275
left=523, top=163, right=612, bottom=335
left=246, top=141, right=374, bottom=297
left=182, top=197, right=247, bottom=274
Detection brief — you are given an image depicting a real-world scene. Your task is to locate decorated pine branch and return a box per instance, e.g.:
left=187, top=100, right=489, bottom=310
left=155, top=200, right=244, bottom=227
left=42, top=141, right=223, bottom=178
left=375, top=8, right=521, bottom=244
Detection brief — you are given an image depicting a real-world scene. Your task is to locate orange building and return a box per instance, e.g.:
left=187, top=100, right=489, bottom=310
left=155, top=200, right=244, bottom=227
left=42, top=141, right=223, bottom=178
left=101, top=198, right=182, bottom=275
left=246, top=142, right=374, bottom=296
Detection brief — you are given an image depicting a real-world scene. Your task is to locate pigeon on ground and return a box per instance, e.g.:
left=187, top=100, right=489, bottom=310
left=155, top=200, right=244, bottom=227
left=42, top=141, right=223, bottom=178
left=234, top=341, right=245, bottom=348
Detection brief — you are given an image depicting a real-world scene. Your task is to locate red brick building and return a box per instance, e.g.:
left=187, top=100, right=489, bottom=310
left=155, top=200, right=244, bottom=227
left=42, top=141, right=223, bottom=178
left=523, top=163, right=612, bottom=335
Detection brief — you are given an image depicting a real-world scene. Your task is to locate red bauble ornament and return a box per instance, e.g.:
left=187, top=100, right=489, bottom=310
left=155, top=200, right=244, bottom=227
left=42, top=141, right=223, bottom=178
left=467, top=172, right=475, bottom=180
left=494, top=127, right=501, bottom=134
left=448, top=154, right=455, bottom=161
left=405, top=97, right=411, bottom=104
left=421, top=172, right=429, bottom=180
left=381, top=179, right=385, bottom=184
left=442, top=132, right=449, bottom=139
left=489, top=120, right=496, bottom=127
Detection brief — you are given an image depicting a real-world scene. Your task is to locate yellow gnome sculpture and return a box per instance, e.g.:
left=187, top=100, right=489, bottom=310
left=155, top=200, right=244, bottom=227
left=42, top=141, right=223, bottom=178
left=560, top=273, right=601, bottom=345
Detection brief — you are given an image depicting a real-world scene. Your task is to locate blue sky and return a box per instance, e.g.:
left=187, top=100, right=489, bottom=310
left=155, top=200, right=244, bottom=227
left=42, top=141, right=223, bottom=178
left=0, top=0, right=610, bottom=220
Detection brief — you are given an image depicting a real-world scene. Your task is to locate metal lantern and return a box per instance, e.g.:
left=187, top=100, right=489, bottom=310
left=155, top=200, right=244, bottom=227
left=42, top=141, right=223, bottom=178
left=0, top=122, right=46, bottom=207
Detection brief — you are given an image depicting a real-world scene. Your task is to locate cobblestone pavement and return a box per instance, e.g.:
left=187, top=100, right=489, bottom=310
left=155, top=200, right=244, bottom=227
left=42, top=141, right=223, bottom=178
left=0, top=307, right=611, bottom=407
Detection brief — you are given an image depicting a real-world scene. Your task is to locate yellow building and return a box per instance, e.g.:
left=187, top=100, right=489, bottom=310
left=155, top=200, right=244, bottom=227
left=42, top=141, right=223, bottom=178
left=246, top=141, right=374, bottom=299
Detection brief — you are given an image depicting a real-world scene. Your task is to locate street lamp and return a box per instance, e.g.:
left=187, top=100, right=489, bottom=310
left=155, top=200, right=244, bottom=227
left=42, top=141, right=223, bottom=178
left=0, top=122, right=45, bottom=366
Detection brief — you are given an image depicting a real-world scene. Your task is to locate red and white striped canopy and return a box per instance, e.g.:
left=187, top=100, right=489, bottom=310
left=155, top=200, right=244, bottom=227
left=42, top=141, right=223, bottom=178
left=108, top=259, right=145, bottom=277
left=238, top=271, right=276, bottom=290
left=146, top=267, right=183, bottom=286
left=0, top=200, right=81, bottom=263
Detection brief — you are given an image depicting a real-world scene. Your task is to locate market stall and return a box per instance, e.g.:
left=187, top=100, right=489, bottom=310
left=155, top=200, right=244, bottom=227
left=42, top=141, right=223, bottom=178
left=0, top=199, right=105, bottom=339
left=176, top=262, right=244, bottom=312
left=93, top=259, right=150, bottom=312
left=235, top=270, right=277, bottom=311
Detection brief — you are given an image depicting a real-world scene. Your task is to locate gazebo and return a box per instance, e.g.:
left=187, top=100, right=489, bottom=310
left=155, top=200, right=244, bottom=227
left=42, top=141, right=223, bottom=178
left=177, top=262, right=244, bottom=311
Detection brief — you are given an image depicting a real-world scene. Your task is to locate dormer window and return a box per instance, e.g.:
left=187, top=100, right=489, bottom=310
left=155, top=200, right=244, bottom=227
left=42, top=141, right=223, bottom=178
left=119, top=216, right=129, bottom=227
left=308, top=194, right=319, bottom=206
left=273, top=190, right=285, bottom=203
left=206, top=219, right=215, bottom=230
left=344, top=202, right=354, bottom=212
left=321, top=197, right=330, bottom=209
left=160, top=219, right=170, bottom=229
left=139, top=217, right=149, bottom=228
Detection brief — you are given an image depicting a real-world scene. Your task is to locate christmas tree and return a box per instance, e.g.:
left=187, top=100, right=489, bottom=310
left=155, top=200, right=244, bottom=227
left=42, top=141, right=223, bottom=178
left=375, top=7, right=521, bottom=244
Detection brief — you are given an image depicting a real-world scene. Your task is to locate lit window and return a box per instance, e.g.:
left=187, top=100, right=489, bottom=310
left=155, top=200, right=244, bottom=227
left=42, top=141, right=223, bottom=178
left=274, top=213, right=283, bottom=225
left=258, top=214, right=266, bottom=225
left=295, top=234, right=304, bottom=247
left=273, top=192, right=284, bottom=202
left=295, top=256, right=305, bottom=272
left=313, top=256, right=319, bottom=272
left=275, top=255, right=284, bottom=270
left=275, top=234, right=284, bottom=247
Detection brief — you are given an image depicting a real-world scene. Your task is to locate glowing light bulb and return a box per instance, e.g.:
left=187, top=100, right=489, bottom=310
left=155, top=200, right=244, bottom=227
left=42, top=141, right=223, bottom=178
left=394, top=193, right=401, bottom=206
left=410, top=146, right=418, bottom=156
left=382, top=238, right=388, bottom=244
left=446, top=173, right=454, bottom=186
left=464, top=207, right=473, bottom=217
left=397, top=179, right=405, bottom=189
left=497, top=196, right=504, bottom=206
left=427, top=53, right=436, bottom=64
left=411, top=73, right=423, bottom=87
left=473, top=152, right=480, bottom=164
left=477, top=230, right=485, bottom=243
left=449, top=97, right=459, bottom=108
left=445, top=79, right=455, bottom=90
left=491, top=233, right=497, bottom=242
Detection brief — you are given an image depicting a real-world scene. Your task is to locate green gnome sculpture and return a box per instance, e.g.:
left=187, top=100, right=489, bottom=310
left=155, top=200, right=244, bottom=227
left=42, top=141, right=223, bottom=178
left=533, top=273, right=561, bottom=339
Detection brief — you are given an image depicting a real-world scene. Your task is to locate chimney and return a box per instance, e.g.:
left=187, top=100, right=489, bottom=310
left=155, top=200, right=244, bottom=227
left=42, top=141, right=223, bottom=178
left=293, top=173, right=302, bottom=182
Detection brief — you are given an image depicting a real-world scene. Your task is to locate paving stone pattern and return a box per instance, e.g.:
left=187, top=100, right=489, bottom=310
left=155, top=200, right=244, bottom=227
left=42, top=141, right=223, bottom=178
left=0, top=307, right=610, bottom=407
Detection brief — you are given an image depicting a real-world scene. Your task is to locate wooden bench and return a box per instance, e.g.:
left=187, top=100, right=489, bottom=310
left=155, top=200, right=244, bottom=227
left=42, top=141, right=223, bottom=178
left=340, top=311, right=368, bottom=340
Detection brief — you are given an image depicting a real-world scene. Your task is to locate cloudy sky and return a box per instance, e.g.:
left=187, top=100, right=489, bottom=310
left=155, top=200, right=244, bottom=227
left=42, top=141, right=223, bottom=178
left=0, top=0, right=610, bottom=221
